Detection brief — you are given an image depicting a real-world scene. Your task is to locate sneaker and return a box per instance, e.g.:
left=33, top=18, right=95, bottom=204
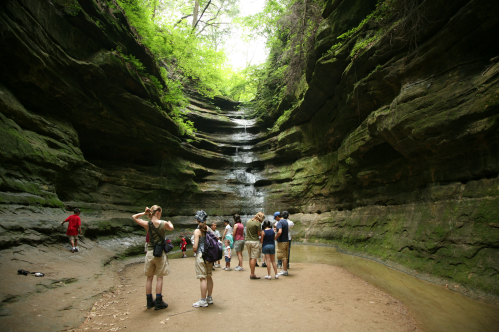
left=265, top=275, right=271, bottom=279
left=193, top=299, right=208, bottom=308
left=75, top=247, right=79, bottom=252
left=214, top=264, right=221, bottom=268
left=262, top=263, right=267, bottom=267
left=278, top=271, right=289, bottom=276
left=70, top=248, right=75, bottom=253
left=234, top=266, right=241, bottom=271
left=255, top=263, right=260, bottom=267
left=277, top=264, right=282, bottom=269
left=225, top=268, right=232, bottom=271
left=275, top=275, right=279, bottom=279
left=154, top=296, right=168, bottom=310
left=206, top=296, right=214, bottom=304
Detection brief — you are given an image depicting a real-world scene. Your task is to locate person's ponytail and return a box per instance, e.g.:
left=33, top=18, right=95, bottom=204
left=199, top=222, right=208, bottom=232
left=148, top=205, right=162, bottom=219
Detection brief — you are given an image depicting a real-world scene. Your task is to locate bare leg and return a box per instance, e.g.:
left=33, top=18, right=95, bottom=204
left=207, top=276, right=213, bottom=296
left=265, top=254, right=271, bottom=276
left=237, top=251, right=243, bottom=268
left=249, top=258, right=257, bottom=277
left=146, top=276, right=154, bottom=294
left=70, top=238, right=75, bottom=248
left=74, top=238, right=78, bottom=247
left=283, top=258, right=288, bottom=272
left=200, top=278, right=207, bottom=299
left=270, top=254, right=278, bottom=275
left=155, top=276, right=163, bottom=294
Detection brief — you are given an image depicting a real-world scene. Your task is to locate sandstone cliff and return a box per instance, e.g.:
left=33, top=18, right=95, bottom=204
left=254, top=0, right=499, bottom=295
left=0, top=0, right=498, bottom=298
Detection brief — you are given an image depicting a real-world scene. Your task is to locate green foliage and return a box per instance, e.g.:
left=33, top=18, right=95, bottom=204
left=53, top=0, right=82, bottom=16
left=239, top=0, right=324, bottom=122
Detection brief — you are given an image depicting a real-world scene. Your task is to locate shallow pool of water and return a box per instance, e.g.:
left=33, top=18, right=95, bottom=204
left=290, top=245, right=499, bottom=332
left=169, top=244, right=499, bottom=331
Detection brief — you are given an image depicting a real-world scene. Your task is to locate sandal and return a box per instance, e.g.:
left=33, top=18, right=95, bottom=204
left=250, top=275, right=260, bottom=279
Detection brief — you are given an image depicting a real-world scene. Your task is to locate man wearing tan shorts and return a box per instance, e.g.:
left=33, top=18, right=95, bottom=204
left=245, top=212, right=264, bottom=279
left=275, top=211, right=290, bottom=276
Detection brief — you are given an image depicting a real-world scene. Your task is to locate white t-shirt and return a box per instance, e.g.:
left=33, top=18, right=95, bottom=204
left=213, top=230, right=221, bottom=239
left=287, top=220, right=294, bottom=241
left=225, top=224, right=233, bottom=236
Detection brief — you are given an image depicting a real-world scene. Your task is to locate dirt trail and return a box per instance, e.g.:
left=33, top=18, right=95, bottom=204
left=77, top=256, right=420, bottom=332
left=0, top=237, right=143, bottom=331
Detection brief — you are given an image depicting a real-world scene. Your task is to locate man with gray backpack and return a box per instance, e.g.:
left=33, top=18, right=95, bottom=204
left=192, top=210, right=222, bottom=307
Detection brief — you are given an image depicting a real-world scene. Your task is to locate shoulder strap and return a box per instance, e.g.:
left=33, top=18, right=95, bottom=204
left=149, top=221, right=164, bottom=244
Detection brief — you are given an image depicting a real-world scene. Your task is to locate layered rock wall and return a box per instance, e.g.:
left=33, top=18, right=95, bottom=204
left=0, top=0, right=245, bottom=249
left=1, top=0, right=498, bottom=296
left=255, top=0, right=499, bottom=295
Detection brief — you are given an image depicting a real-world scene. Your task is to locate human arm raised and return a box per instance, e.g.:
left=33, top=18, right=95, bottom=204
left=132, top=208, right=150, bottom=229
left=164, top=220, right=174, bottom=231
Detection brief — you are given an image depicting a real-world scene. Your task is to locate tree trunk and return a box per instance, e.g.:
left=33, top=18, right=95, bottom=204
left=192, top=1, right=199, bottom=28
left=152, top=0, right=157, bottom=20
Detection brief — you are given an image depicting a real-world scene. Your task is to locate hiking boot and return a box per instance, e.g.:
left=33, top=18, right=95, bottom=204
left=154, top=296, right=168, bottom=310
left=147, top=296, right=155, bottom=309
left=193, top=299, right=208, bottom=308
left=206, top=295, right=214, bottom=304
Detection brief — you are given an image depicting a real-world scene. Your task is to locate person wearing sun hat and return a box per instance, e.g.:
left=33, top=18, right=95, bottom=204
left=192, top=210, right=215, bottom=308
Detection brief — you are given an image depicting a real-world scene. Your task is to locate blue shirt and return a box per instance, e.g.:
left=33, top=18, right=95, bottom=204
left=262, top=229, right=275, bottom=246
left=276, top=219, right=289, bottom=243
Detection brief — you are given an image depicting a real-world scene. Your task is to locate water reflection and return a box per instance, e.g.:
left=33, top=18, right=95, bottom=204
left=290, top=245, right=499, bottom=332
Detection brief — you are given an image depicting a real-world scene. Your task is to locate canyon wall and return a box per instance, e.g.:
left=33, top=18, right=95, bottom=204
left=0, top=0, right=498, bottom=297
left=0, top=0, right=253, bottom=250
left=254, top=0, right=499, bottom=295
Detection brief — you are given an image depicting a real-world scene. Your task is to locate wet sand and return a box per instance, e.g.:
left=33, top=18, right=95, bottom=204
left=76, top=254, right=420, bottom=332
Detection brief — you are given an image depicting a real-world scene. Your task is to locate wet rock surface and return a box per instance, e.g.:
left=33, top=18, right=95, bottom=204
left=254, top=0, right=499, bottom=296
left=0, top=0, right=498, bottom=304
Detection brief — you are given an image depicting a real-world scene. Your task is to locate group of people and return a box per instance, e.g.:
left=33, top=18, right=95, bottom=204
left=131, top=207, right=294, bottom=309
left=62, top=206, right=293, bottom=310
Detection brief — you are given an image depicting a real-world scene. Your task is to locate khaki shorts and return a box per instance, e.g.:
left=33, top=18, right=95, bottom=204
left=277, top=242, right=289, bottom=260
left=68, top=235, right=78, bottom=241
left=246, top=241, right=261, bottom=260
left=233, top=240, right=245, bottom=252
left=144, top=251, right=170, bottom=277
left=195, top=252, right=213, bottom=279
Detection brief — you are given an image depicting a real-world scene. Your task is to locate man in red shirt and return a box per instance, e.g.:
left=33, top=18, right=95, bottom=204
left=61, top=208, right=82, bottom=253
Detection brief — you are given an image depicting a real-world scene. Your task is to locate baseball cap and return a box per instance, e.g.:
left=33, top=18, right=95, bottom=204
left=274, top=212, right=281, bottom=218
